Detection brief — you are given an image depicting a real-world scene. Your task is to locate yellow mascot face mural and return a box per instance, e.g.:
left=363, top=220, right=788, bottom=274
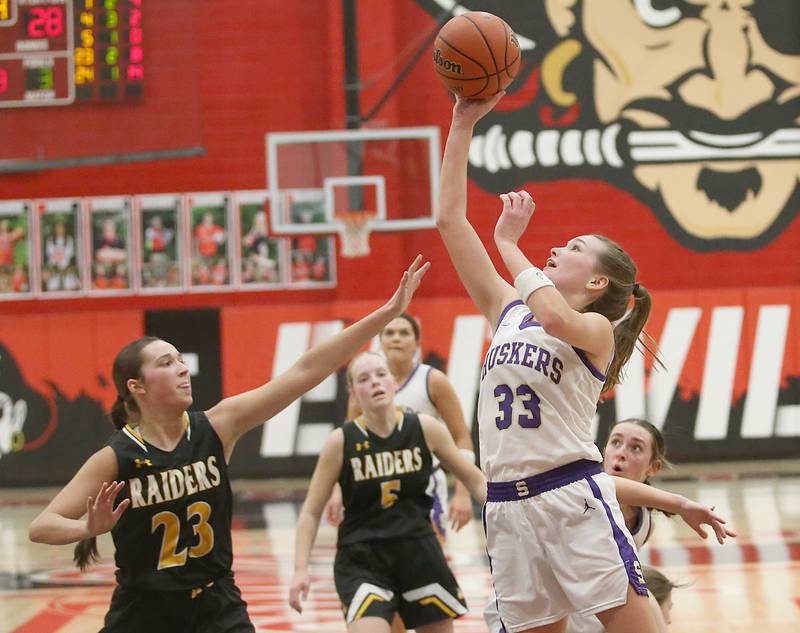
left=417, top=0, right=800, bottom=251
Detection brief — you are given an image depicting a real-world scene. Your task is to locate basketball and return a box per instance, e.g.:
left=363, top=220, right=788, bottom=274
left=432, top=11, right=521, bottom=99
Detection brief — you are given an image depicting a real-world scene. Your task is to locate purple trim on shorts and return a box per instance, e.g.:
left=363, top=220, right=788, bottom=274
left=431, top=487, right=446, bottom=538
left=398, top=363, right=421, bottom=392
left=496, top=300, right=524, bottom=330
left=481, top=506, right=508, bottom=633
left=486, top=459, right=602, bottom=502
left=585, top=475, right=649, bottom=597
left=572, top=347, right=607, bottom=381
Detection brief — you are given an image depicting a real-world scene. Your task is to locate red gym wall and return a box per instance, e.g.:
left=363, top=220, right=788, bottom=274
left=1, top=1, right=798, bottom=484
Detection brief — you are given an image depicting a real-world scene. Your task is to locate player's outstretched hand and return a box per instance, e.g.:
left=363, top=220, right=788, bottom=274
left=288, top=571, right=311, bottom=614
left=452, top=92, right=505, bottom=128
left=384, top=255, right=430, bottom=317
left=86, top=481, right=130, bottom=537
left=494, top=190, right=536, bottom=246
left=677, top=498, right=737, bottom=544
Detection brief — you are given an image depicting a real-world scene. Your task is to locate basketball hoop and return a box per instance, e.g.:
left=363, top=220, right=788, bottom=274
left=335, top=211, right=375, bottom=258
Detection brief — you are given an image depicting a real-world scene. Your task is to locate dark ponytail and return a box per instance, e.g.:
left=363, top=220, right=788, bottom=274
left=108, top=336, right=160, bottom=429
left=110, top=394, right=128, bottom=430
left=74, top=336, right=160, bottom=570
left=73, top=536, right=99, bottom=571
left=587, top=235, right=663, bottom=393
left=606, top=283, right=661, bottom=393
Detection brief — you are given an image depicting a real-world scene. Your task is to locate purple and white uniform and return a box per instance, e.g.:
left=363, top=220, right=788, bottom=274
left=564, top=506, right=655, bottom=633
left=480, top=301, right=646, bottom=632
left=394, top=363, right=449, bottom=538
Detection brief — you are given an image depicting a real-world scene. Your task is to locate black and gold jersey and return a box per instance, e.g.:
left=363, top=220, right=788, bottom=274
left=107, top=411, right=233, bottom=591
left=337, top=411, right=434, bottom=546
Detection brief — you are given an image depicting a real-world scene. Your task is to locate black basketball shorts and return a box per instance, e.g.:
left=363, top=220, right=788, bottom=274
left=334, top=534, right=468, bottom=628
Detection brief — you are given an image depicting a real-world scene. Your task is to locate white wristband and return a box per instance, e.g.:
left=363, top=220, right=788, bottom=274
left=514, top=266, right=554, bottom=302
left=459, top=448, right=476, bottom=464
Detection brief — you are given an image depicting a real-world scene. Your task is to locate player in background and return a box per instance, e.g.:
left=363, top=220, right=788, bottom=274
left=324, top=313, right=475, bottom=539
left=289, top=351, right=486, bottom=633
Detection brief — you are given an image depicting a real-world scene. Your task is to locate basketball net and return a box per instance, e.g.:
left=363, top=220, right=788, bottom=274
left=335, top=211, right=374, bottom=258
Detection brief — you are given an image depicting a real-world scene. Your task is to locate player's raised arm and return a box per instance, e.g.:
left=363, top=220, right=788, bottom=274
left=436, top=94, right=517, bottom=327
left=206, top=256, right=430, bottom=456
left=493, top=190, right=615, bottom=359
left=612, top=477, right=736, bottom=544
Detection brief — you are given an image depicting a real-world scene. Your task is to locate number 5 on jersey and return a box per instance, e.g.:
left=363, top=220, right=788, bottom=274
left=381, top=479, right=401, bottom=509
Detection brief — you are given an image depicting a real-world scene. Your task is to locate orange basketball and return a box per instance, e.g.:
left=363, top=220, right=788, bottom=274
left=432, top=11, right=521, bottom=99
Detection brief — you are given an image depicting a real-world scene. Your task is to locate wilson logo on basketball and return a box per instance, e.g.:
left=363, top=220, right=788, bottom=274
left=433, top=49, right=462, bottom=75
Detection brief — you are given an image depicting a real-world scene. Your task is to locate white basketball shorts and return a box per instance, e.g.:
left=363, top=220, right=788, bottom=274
left=483, top=459, right=647, bottom=631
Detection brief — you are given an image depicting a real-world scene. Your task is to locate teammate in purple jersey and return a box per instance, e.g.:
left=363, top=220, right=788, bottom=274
left=437, top=92, right=734, bottom=633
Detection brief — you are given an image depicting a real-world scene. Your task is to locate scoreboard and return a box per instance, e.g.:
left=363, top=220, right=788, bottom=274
left=0, top=0, right=143, bottom=107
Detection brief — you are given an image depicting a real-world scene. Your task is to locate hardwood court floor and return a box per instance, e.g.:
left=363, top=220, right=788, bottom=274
left=1, top=476, right=798, bottom=632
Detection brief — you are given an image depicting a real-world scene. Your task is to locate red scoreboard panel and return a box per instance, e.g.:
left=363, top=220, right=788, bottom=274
left=0, top=0, right=142, bottom=108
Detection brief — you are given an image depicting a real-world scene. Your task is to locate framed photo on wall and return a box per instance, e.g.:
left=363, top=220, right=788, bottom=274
left=36, top=198, right=83, bottom=296
left=137, top=194, right=183, bottom=292
left=186, top=192, right=231, bottom=289
left=86, top=196, right=133, bottom=294
left=0, top=200, right=32, bottom=299
left=233, top=190, right=283, bottom=288
left=282, top=189, right=335, bottom=287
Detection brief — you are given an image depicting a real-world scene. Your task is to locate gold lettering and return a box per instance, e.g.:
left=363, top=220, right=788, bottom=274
left=412, top=447, right=422, bottom=471
left=516, top=481, right=529, bottom=498
left=363, top=454, right=378, bottom=479
left=402, top=449, right=414, bottom=473
left=393, top=450, right=405, bottom=475
left=146, top=474, right=165, bottom=506
left=168, top=469, right=185, bottom=499
left=192, top=461, right=212, bottom=491
left=380, top=452, right=395, bottom=477
left=207, top=456, right=221, bottom=486
left=182, top=465, right=198, bottom=496
left=350, top=457, right=365, bottom=482
left=160, top=471, right=173, bottom=501
left=128, top=477, right=145, bottom=508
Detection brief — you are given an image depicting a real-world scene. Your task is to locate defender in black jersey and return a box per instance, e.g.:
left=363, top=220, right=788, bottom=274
left=28, top=258, right=431, bottom=633
left=290, top=352, right=487, bottom=632
left=100, top=410, right=249, bottom=632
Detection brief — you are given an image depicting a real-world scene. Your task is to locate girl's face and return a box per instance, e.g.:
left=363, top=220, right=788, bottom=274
left=543, top=235, right=606, bottom=298
left=133, top=340, right=193, bottom=409
left=349, top=354, right=397, bottom=411
left=603, top=422, right=660, bottom=483
left=380, top=317, right=418, bottom=364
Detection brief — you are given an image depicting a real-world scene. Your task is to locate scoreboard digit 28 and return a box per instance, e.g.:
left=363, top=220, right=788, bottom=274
left=0, top=0, right=143, bottom=108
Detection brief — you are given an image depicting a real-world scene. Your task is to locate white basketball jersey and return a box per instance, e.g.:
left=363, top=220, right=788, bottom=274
left=478, top=301, right=605, bottom=481
left=395, top=363, right=447, bottom=470
left=630, top=506, right=654, bottom=550
left=395, top=364, right=439, bottom=420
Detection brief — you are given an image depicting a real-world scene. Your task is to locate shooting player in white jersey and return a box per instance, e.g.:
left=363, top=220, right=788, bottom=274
left=437, top=93, right=734, bottom=633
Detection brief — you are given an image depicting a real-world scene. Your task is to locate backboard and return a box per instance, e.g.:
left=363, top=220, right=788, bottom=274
left=265, top=127, right=440, bottom=238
